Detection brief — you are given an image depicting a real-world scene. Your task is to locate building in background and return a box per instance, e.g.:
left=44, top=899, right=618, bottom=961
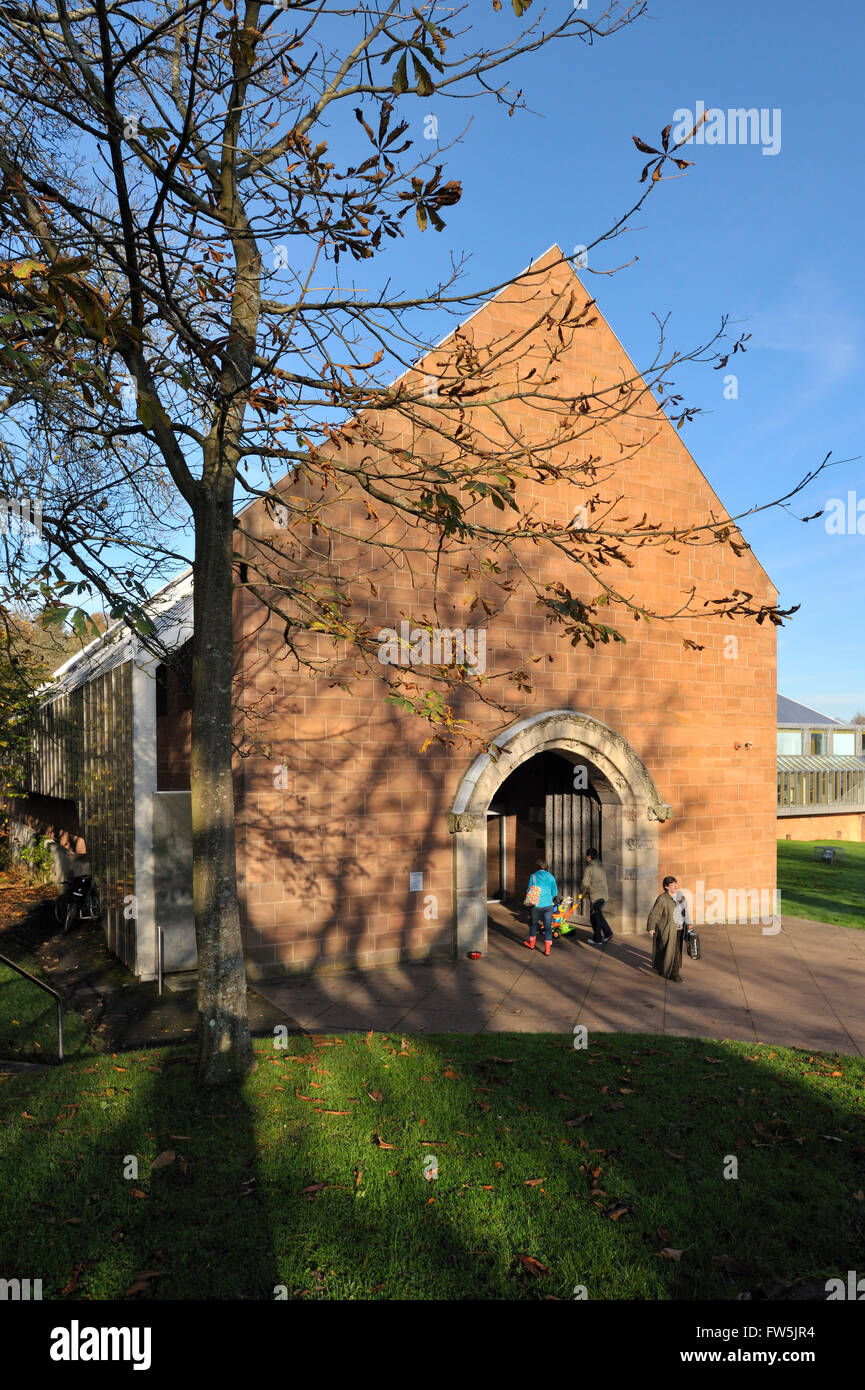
left=777, top=695, right=865, bottom=842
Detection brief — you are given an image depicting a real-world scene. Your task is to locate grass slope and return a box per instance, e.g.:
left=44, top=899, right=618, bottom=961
left=778, top=839, right=865, bottom=929
left=1, top=1032, right=863, bottom=1301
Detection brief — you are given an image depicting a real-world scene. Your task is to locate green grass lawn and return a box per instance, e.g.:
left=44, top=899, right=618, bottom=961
left=778, top=838, right=865, bottom=928
left=1, top=1031, right=863, bottom=1300
left=0, top=956, right=89, bottom=1063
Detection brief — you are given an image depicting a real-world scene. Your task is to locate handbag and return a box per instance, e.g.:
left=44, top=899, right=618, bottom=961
left=685, top=927, right=701, bottom=961
left=524, top=877, right=541, bottom=907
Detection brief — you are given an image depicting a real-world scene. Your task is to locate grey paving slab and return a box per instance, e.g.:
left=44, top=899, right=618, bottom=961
left=250, top=913, right=865, bottom=1054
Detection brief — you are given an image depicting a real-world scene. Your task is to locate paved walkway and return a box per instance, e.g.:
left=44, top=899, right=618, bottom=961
left=253, top=907, right=865, bottom=1055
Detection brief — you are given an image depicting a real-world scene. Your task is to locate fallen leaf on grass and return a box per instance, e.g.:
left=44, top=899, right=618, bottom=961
left=299, top=1183, right=330, bottom=1197
left=516, top=1254, right=552, bottom=1277
left=150, top=1150, right=175, bottom=1172
left=368, top=1091, right=383, bottom=1102
left=125, top=1270, right=166, bottom=1296
left=712, top=1254, right=744, bottom=1272
left=130, top=1189, right=148, bottom=1200
left=853, top=1190, right=864, bottom=1202
left=443, top=1069, right=461, bottom=1080
left=487, top=1056, right=517, bottom=1064
left=524, top=1178, right=545, bottom=1187
left=61, top=1264, right=83, bottom=1295
left=565, top=1113, right=592, bottom=1127
left=663, top=1149, right=685, bottom=1161
left=657, top=1248, right=683, bottom=1261
left=604, top=1203, right=629, bottom=1221
left=605, top=1102, right=625, bottom=1111
left=169, top=1135, right=191, bottom=1141
left=321, top=1110, right=351, bottom=1116
left=373, top=1134, right=395, bottom=1149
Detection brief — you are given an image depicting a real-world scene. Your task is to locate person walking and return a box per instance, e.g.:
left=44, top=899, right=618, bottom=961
left=580, top=848, right=613, bottom=945
left=647, top=875, right=685, bottom=982
left=523, top=859, right=559, bottom=957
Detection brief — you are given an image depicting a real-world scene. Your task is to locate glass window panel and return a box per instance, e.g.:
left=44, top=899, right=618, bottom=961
left=777, top=730, right=802, bottom=754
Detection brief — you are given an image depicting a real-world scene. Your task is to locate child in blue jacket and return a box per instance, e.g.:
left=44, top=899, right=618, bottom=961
left=523, top=860, right=559, bottom=957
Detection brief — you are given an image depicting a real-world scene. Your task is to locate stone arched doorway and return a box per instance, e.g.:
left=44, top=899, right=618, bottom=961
left=448, top=710, right=672, bottom=953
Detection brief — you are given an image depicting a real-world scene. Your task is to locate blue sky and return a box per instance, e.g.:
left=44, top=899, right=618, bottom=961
left=345, top=0, right=864, bottom=719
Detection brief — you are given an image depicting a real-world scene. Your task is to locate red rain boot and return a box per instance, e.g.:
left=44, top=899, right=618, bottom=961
left=522, top=936, right=537, bottom=950
left=544, top=940, right=552, bottom=956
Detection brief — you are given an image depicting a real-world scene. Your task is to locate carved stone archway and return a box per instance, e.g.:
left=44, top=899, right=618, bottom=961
left=448, top=710, right=671, bottom=953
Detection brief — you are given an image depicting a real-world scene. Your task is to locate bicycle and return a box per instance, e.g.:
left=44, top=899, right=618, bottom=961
left=54, top=874, right=102, bottom=934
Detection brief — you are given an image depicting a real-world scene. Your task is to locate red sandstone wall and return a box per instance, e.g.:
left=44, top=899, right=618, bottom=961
left=778, top=814, right=864, bottom=843
left=232, top=251, right=779, bottom=975
left=156, top=664, right=192, bottom=791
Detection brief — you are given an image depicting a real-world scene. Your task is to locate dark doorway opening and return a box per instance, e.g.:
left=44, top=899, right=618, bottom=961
left=488, top=750, right=602, bottom=903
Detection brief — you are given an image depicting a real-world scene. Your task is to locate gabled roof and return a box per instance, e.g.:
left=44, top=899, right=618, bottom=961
left=43, top=245, right=777, bottom=698
left=777, top=695, right=844, bottom=727
left=46, top=569, right=193, bottom=698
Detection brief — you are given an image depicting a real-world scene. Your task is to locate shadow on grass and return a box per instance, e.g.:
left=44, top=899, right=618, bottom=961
left=0, top=1034, right=276, bottom=1300
left=2, top=1028, right=864, bottom=1301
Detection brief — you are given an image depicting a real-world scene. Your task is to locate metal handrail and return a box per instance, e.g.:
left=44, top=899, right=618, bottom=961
left=0, top=951, right=64, bottom=1063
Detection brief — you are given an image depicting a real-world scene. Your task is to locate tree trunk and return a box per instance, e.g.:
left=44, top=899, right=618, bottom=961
left=191, top=486, right=254, bottom=1085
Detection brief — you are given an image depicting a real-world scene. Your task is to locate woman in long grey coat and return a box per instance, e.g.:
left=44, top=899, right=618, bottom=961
left=647, top=875, right=684, bottom=982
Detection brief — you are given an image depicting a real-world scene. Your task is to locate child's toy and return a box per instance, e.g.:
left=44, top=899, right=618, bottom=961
left=551, top=894, right=581, bottom=938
